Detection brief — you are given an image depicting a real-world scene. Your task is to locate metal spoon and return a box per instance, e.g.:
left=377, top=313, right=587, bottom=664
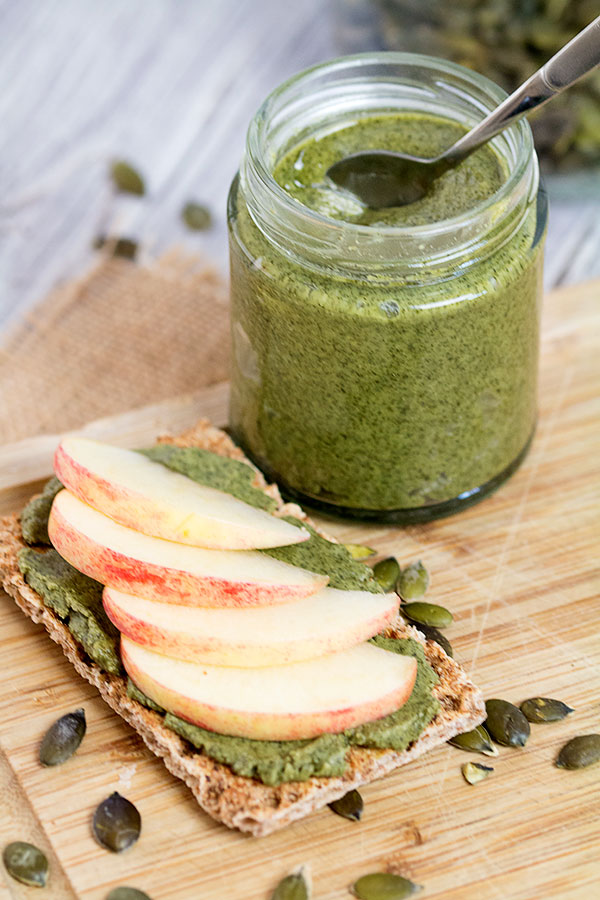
left=327, top=16, right=600, bottom=209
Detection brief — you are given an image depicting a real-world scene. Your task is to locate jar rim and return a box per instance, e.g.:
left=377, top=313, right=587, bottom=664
left=242, top=52, right=539, bottom=275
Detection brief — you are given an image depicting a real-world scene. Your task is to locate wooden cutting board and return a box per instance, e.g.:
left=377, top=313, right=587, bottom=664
left=0, top=280, right=598, bottom=900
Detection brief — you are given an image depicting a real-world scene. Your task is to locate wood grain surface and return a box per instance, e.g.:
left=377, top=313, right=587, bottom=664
left=0, top=279, right=599, bottom=899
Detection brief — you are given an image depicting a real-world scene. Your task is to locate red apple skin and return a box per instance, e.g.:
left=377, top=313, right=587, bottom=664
left=121, top=641, right=418, bottom=741
left=48, top=496, right=327, bottom=608
left=102, top=586, right=398, bottom=666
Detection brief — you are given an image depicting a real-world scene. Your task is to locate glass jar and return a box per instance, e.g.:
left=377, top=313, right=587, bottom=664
left=228, top=53, right=546, bottom=523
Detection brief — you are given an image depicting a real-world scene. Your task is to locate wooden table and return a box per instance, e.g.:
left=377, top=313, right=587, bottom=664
left=1, top=0, right=599, bottom=334
left=0, top=278, right=598, bottom=899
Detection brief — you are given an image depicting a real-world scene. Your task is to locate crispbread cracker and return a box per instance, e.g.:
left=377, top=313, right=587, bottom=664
left=0, top=420, right=485, bottom=836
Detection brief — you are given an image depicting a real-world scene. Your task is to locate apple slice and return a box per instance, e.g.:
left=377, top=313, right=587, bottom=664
left=103, top=585, right=398, bottom=666
left=48, top=490, right=327, bottom=607
left=54, top=437, right=309, bottom=550
left=121, top=637, right=418, bottom=740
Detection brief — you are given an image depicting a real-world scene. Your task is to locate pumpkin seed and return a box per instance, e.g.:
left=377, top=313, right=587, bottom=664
left=397, top=561, right=429, bottom=600
left=181, top=202, right=212, bottom=231
left=414, top=623, right=453, bottom=657
left=352, top=872, right=422, bottom=899
left=485, top=699, right=530, bottom=747
left=3, top=841, right=48, bottom=887
left=520, top=697, right=574, bottom=723
left=106, top=890, right=151, bottom=900
left=92, top=792, right=141, bottom=853
left=555, top=734, right=600, bottom=770
left=372, top=557, right=400, bottom=592
left=112, top=238, right=138, bottom=261
left=328, top=789, right=363, bottom=821
left=39, top=708, right=86, bottom=766
left=271, top=871, right=309, bottom=900
left=110, top=161, right=145, bottom=196
left=344, top=543, right=376, bottom=560
left=401, top=601, right=452, bottom=629
left=448, top=724, right=498, bottom=757
left=462, top=761, right=493, bottom=785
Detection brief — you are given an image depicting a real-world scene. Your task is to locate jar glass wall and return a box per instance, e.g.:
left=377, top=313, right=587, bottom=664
left=228, top=53, right=546, bottom=522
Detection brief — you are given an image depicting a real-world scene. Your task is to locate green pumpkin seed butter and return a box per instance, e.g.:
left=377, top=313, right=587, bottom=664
left=228, top=55, right=545, bottom=519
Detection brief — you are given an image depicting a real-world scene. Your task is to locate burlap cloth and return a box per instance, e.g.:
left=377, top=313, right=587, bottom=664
left=0, top=252, right=230, bottom=444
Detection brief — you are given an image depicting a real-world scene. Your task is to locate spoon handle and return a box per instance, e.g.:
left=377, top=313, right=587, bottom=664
left=445, top=15, right=600, bottom=164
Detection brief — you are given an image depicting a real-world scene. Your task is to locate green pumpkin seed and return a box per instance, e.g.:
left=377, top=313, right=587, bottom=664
left=3, top=841, right=48, bottom=887
left=93, top=792, right=141, bottom=853
left=555, top=734, right=600, bottom=770
left=271, top=871, right=309, bottom=900
left=397, top=561, right=429, bottom=599
left=182, top=202, right=212, bottom=231
left=110, top=161, right=145, bottom=196
left=112, top=238, right=138, bottom=261
left=106, top=890, right=151, bottom=900
left=520, top=697, right=574, bottom=723
left=39, top=708, right=86, bottom=766
left=352, top=872, right=422, bottom=899
left=485, top=699, right=530, bottom=748
left=401, top=601, right=452, bottom=629
left=372, top=557, right=400, bottom=592
left=328, top=789, right=363, bottom=821
left=448, top=724, right=498, bottom=757
left=462, top=761, right=493, bottom=785
left=414, top=623, right=453, bottom=657
left=344, top=543, right=376, bottom=560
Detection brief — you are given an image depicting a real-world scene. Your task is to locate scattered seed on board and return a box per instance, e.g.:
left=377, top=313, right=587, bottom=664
left=39, top=708, right=86, bottom=766
left=397, top=561, right=429, bottom=600
left=344, top=543, right=377, bottom=560
left=462, top=761, right=493, bottom=785
left=401, top=601, right=453, bottom=629
left=270, top=869, right=310, bottom=900
left=415, top=623, right=453, bottom=657
left=3, top=841, right=48, bottom=888
left=352, top=872, right=422, bottom=899
left=372, top=557, right=401, bottom=592
left=520, top=697, right=574, bottom=723
left=448, top=724, right=498, bottom=757
left=555, top=734, right=600, bottom=770
left=181, top=202, right=212, bottom=231
left=92, top=792, right=141, bottom=853
left=106, top=889, right=151, bottom=900
left=485, top=699, right=530, bottom=747
left=328, top=789, right=363, bottom=821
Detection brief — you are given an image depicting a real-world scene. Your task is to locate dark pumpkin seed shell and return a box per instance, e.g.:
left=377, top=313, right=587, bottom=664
left=414, top=623, right=453, bottom=657
left=39, top=708, right=86, bottom=766
left=397, top=561, right=429, bottom=599
left=106, top=890, right=151, bottom=900
left=520, top=697, right=574, bottom=723
left=448, top=724, right=498, bottom=757
left=352, top=872, right=422, bottom=899
left=110, top=161, right=145, bottom=196
left=344, top=543, right=377, bottom=560
left=93, top=792, right=141, bottom=853
left=372, top=557, right=401, bottom=592
left=485, top=699, right=530, bottom=748
left=181, top=202, right=212, bottom=231
left=271, top=871, right=309, bottom=900
left=462, top=761, right=493, bottom=785
left=3, top=841, right=48, bottom=887
left=112, top=238, right=138, bottom=260
left=328, top=789, right=363, bottom=821
left=401, top=601, right=453, bottom=629
left=555, top=734, right=600, bottom=770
